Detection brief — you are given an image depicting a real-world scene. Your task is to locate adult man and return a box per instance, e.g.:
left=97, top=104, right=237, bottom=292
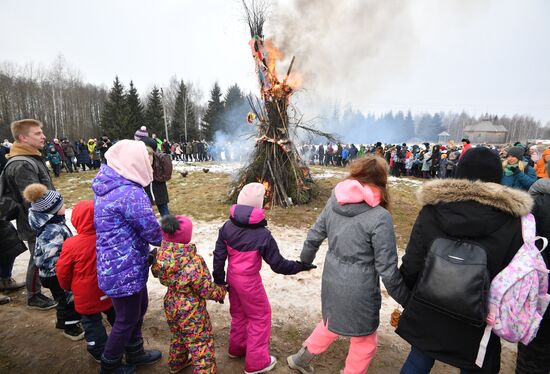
left=2, top=119, right=57, bottom=309
left=61, top=138, right=77, bottom=173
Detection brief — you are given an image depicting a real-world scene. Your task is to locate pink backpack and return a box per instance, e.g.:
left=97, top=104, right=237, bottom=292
left=476, top=213, right=550, bottom=367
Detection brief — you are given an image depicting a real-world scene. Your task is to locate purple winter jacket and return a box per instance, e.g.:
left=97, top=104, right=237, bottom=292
left=213, top=204, right=303, bottom=285
left=92, top=164, right=162, bottom=298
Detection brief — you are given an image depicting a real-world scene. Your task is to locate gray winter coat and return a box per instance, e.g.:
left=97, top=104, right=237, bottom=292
left=300, top=192, right=410, bottom=336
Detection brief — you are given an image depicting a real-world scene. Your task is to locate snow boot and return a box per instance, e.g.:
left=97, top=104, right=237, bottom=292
left=287, top=345, right=315, bottom=374
left=124, top=338, right=162, bottom=366
left=245, top=356, right=277, bottom=374
left=99, top=355, right=136, bottom=374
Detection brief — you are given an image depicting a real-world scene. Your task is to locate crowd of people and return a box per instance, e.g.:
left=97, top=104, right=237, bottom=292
left=1, top=119, right=550, bottom=374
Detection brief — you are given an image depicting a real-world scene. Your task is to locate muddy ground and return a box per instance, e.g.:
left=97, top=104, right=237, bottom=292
left=0, top=222, right=518, bottom=374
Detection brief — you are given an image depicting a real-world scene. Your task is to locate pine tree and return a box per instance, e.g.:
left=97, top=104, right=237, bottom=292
left=222, top=83, right=248, bottom=135
left=145, top=87, right=165, bottom=139
left=126, top=81, right=144, bottom=137
left=172, top=81, right=199, bottom=141
left=100, top=76, right=128, bottom=139
left=201, top=82, right=224, bottom=140
left=404, top=110, right=415, bottom=141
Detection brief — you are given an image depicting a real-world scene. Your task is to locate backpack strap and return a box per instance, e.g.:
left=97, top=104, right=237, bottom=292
left=522, top=213, right=549, bottom=253
left=4, top=156, right=40, bottom=175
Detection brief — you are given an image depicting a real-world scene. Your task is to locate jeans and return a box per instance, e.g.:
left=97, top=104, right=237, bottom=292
left=26, top=240, right=42, bottom=298
left=82, top=307, right=116, bottom=358
left=157, top=203, right=170, bottom=217
left=0, top=257, right=15, bottom=279
left=103, top=286, right=149, bottom=360
left=401, top=347, right=497, bottom=374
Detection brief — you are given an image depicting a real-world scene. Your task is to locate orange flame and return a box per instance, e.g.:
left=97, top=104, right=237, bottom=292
left=264, top=39, right=301, bottom=91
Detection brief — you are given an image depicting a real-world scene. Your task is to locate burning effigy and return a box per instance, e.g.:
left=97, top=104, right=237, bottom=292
left=228, top=0, right=317, bottom=208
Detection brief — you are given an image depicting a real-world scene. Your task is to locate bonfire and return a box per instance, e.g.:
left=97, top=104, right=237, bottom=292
left=229, top=0, right=319, bottom=208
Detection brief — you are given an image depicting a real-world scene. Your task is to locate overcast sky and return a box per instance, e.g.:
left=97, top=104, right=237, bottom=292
left=1, top=0, right=549, bottom=123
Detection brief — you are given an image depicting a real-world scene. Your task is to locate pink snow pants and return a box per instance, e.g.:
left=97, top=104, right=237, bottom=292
left=305, top=320, right=378, bottom=374
left=228, top=273, right=272, bottom=373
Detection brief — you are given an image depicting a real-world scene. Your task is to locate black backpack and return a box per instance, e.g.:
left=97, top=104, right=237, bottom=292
left=413, top=237, right=490, bottom=327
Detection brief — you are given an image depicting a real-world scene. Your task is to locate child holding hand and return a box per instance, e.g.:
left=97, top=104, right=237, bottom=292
left=152, top=214, right=226, bottom=374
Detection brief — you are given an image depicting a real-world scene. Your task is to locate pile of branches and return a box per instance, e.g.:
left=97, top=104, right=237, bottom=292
left=229, top=0, right=325, bottom=208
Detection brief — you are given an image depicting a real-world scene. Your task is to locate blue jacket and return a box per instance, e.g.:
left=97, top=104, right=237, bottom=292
left=28, top=211, right=72, bottom=278
left=92, top=164, right=162, bottom=298
left=501, top=164, right=537, bottom=191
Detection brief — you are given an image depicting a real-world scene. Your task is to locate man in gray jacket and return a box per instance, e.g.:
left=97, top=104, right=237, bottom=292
left=2, top=119, right=57, bottom=310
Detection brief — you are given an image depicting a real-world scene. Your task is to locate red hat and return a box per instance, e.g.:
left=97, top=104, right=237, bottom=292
left=160, top=215, right=193, bottom=244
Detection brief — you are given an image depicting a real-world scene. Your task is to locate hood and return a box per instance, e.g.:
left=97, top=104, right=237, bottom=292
left=529, top=178, right=550, bottom=198
left=92, top=164, right=139, bottom=197
left=334, top=180, right=381, bottom=207
left=105, top=139, right=153, bottom=187
left=329, top=191, right=373, bottom=218
left=71, top=200, right=95, bottom=235
left=28, top=209, right=57, bottom=232
left=229, top=204, right=266, bottom=226
left=418, top=179, right=533, bottom=238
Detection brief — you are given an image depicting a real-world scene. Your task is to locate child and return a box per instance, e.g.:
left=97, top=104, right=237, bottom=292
left=152, top=214, right=226, bottom=374
left=23, top=183, right=83, bottom=340
left=213, top=182, right=314, bottom=374
left=56, top=200, right=116, bottom=362
left=47, top=145, right=62, bottom=177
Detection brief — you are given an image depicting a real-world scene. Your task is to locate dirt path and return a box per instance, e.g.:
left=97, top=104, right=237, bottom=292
left=0, top=220, right=517, bottom=373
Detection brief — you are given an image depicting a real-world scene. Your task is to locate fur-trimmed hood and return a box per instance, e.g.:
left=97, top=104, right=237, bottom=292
left=417, top=179, right=533, bottom=217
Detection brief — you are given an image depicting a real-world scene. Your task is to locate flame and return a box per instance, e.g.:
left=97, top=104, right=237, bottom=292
left=265, top=39, right=282, bottom=76
left=285, top=72, right=302, bottom=89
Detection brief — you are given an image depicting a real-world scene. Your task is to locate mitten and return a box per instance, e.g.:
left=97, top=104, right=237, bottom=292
left=147, top=248, right=158, bottom=266
left=298, top=261, right=317, bottom=271
left=390, top=308, right=401, bottom=328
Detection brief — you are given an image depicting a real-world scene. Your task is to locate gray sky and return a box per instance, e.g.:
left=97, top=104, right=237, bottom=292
left=1, top=0, right=549, bottom=123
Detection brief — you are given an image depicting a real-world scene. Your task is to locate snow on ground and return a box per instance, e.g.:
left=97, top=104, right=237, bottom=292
left=10, top=209, right=400, bottom=332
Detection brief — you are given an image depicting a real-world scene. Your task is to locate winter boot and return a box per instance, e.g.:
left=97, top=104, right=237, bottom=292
left=0, top=277, right=25, bottom=291
left=244, top=356, right=277, bottom=374
left=287, top=345, right=315, bottom=374
left=124, top=338, right=162, bottom=366
left=0, top=294, right=10, bottom=305
left=99, top=355, right=136, bottom=374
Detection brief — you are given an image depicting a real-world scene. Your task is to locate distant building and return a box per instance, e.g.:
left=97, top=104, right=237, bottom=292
left=438, top=131, right=451, bottom=144
left=463, top=121, right=508, bottom=144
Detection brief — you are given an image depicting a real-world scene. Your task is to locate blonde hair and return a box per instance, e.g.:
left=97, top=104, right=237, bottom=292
left=346, top=155, right=390, bottom=209
left=10, top=119, right=43, bottom=141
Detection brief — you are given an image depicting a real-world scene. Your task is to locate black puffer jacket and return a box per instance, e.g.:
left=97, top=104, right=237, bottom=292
left=528, top=179, right=550, bottom=342
left=397, top=179, right=532, bottom=372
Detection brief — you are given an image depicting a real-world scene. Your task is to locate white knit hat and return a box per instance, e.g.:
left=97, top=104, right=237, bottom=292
left=237, top=183, right=265, bottom=208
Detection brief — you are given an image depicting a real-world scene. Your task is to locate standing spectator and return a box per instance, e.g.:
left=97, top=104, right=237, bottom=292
left=517, top=171, right=550, bottom=373
left=97, top=136, right=112, bottom=164
left=502, top=146, right=537, bottom=191
left=317, top=144, right=325, bottom=166
left=23, top=183, right=83, bottom=340
left=459, top=138, right=472, bottom=160
left=1, top=119, right=57, bottom=310
left=174, top=143, right=183, bottom=161
left=162, top=139, right=171, bottom=155
left=46, top=145, right=62, bottom=177
left=56, top=200, right=116, bottom=361
left=76, top=139, right=91, bottom=171
left=135, top=132, right=172, bottom=217
left=288, top=156, right=409, bottom=374
left=53, top=138, right=69, bottom=173
left=398, top=147, right=530, bottom=373
left=535, top=148, right=550, bottom=179
left=61, top=138, right=77, bottom=173
left=92, top=140, right=163, bottom=373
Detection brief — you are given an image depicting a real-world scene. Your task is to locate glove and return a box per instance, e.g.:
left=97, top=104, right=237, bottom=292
left=147, top=248, right=158, bottom=266
left=510, top=166, right=520, bottom=174
left=298, top=261, right=317, bottom=271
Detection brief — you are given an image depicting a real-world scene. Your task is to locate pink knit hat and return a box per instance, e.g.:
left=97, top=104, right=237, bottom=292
left=105, top=139, right=153, bottom=187
left=237, top=182, right=265, bottom=208
left=160, top=215, right=193, bottom=244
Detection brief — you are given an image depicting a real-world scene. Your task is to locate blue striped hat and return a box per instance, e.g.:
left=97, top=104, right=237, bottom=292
left=32, top=190, right=64, bottom=214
